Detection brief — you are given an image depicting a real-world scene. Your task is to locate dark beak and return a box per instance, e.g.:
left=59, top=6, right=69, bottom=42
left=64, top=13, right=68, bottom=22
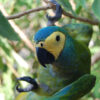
left=36, top=47, right=55, bottom=67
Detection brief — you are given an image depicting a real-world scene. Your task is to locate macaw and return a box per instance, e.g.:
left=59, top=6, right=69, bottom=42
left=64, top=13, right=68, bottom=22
left=16, top=24, right=96, bottom=100
left=16, top=0, right=96, bottom=100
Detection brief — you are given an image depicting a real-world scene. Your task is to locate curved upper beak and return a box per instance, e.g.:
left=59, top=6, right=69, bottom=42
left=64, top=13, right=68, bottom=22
left=36, top=47, right=55, bottom=67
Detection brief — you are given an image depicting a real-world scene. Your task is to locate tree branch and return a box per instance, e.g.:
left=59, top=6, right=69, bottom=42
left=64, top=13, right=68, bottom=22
left=63, top=11, right=99, bottom=25
left=6, top=5, right=52, bottom=20
left=5, top=2, right=100, bottom=25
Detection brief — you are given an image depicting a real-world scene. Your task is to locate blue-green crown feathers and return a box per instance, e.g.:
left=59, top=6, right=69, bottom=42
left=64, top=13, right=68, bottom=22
left=34, top=26, right=68, bottom=42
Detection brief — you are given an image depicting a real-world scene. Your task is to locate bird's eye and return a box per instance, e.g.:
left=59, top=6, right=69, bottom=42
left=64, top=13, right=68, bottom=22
left=56, top=35, right=60, bottom=42
left=40, top=43, right=43, bottom=47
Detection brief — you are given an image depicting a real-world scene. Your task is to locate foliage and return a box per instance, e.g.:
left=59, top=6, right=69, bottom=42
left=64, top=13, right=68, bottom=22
left=0, top=12, right=20, bottom=41
left=0, top=0, right=100, bottom=100
left=57, top=0, right=76, bottom=16
left=92, top=0, right=100, bottom=21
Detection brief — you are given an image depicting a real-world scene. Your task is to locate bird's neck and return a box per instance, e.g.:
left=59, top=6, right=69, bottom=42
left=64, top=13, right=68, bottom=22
left=52, top=38, right=77, bottom=78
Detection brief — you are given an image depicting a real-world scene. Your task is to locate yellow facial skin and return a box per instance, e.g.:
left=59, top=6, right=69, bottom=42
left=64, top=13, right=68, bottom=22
left=34, top=31, right=66, bottom=60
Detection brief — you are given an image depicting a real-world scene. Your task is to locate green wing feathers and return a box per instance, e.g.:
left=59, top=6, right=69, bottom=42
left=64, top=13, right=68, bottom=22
left=46, top=74, right=96, bottom=100
left=62, top=23, right=93, bottom=46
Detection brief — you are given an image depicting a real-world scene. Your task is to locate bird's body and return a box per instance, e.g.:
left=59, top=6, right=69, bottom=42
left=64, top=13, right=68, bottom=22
left=16, top=24, right=95, bottom=100
left=34, top=25, right=91, bottom=96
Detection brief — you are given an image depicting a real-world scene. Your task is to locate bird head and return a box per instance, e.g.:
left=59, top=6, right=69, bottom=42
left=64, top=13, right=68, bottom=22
left=33, top=26, right=68, bottom=67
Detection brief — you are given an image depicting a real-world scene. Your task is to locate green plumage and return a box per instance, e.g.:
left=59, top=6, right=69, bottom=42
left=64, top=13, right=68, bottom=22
left=33, top=23, right=95, bottom=99
left=16, top=74, right=96, bottom=100
left=16, top=23, right=96, bottom=100
left=62, top=23, right=93, bottom=46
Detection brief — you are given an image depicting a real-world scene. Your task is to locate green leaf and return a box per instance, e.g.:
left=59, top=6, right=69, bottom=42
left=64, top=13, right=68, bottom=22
left=57, top=0, right=76, bottom=16
left=74, top=0, right=86, bottom=8
left=0, top=35, right=29, bottom=68
left=0, top=56, right=4, bottom=70
left=2, top=70, right=15, bottom=100
left=92, top=61, right=100, bottom=98
left=0, top=11, right=20, bottom=41
left=74, top=0, right=86, bottom=14
left=80, top=0, right=86, bottom=8
left=0, top=35, right=14, bottom=64
left=92, top=0, right=100, bottom=21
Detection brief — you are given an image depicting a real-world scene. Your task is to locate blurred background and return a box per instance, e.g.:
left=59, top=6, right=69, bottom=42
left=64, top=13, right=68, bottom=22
left=0, top=0, right=100, bottom=100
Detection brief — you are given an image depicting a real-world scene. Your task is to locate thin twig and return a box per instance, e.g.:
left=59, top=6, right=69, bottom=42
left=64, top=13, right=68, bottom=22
left=63, top=11, right=99, bottom=25
left=91, top=51, right=100, bottom=66
left=7, top=61, right=19, bottom=78
left=6, top=5, right=52, bottom=20
left=5, top=2, right=100, bottom=25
